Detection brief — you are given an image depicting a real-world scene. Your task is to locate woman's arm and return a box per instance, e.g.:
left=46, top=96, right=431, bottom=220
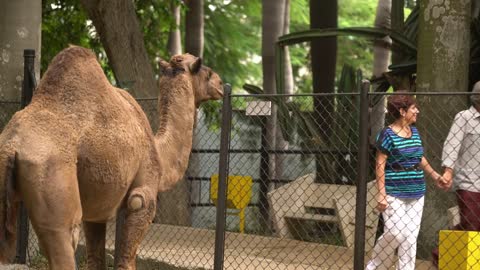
left=420, top=156, right=442, bottom=183
left=376, top=150, right=388, bottom=212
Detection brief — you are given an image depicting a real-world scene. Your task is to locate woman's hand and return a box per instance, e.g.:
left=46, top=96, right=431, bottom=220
left=376, top=193, right=388, bottom=212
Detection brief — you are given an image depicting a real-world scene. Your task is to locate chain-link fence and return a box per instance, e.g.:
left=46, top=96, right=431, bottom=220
left=212, top=90, right=480, bottom=270
left=3, top=76, right=480, bottom=269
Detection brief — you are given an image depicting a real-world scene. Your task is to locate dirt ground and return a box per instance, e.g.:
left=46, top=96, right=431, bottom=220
left=25, top=247, right=205, bottom=270
left=27, top=257, right=205, bottom=270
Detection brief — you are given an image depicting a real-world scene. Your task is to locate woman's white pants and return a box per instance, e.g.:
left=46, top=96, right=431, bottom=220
left=365, top=195, right=424, bottom=270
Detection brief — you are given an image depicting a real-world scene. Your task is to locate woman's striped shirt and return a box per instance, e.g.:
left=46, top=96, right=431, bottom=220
left=376, top=126, right=425, bottom=199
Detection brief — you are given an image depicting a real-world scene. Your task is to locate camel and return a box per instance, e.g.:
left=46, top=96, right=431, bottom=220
left=0, top=46, right=223, bottom=269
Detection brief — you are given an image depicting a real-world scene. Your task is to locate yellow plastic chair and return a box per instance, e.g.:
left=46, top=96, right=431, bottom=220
left=210, top=174, right=253, bottom=233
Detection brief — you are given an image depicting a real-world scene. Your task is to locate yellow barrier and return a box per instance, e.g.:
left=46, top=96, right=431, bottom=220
left=439, top=230, right=480, bottom=270
left=210, top=174, right=253, bottom=233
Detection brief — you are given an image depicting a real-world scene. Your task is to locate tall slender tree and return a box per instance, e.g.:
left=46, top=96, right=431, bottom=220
left=391, top=0, right=404, bottom=64
left=80, top=0, right=157, bottom=98
left=310, top=0, right=338, bottom=183
left=275, top=0, right=293, bottom=183
left=156, top=0, right=193, bottom=226
left=370, top=0, right=391, bottom=144
left=261, top=0, right=286, bottom=232
left=185, top=0, right=204, bottom=58
left=167, top=0, right=182, bottom=56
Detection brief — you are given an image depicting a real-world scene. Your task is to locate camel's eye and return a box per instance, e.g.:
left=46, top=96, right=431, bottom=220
left=206, top=70, right=212, bottom=80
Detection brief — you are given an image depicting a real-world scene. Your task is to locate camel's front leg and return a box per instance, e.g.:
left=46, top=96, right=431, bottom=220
left=115, top=186, right=156, bottom=270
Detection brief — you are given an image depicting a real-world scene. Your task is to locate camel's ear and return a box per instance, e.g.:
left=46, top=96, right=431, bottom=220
left=189, top=57, right=202, bottom=74
left=158, top=59, right=170, bottom=74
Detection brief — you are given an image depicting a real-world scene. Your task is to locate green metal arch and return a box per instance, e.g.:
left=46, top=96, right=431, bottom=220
left=275, top=27, right=417, bottom=94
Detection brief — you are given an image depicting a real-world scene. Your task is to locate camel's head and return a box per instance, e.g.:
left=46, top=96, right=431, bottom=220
left=159, top=54, right=224, bottom=107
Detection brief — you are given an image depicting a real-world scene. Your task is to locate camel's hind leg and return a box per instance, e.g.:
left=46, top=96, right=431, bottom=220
left=83, top=222, right=106, bottom=270
left=18, top=161, right=82, bottom=270
left=115, top=186, right=156, bottom=270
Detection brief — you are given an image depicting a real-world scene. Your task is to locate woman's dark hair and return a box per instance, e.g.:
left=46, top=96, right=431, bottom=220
left=387, top=92, right=416, bottom=119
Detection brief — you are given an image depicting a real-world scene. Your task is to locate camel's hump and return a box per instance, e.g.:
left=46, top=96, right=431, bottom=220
left=35, top=46, right=112, bottom=98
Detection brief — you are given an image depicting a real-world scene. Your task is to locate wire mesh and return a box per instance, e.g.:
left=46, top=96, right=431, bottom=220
left=366, top=92, right=479, bottom=270
left=219, top=94, right=362, bottom=270
left=3, top=91, right=480, bottom=269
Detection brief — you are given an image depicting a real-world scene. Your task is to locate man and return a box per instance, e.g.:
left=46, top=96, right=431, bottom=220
left=432, top=81, right=480, bottom=266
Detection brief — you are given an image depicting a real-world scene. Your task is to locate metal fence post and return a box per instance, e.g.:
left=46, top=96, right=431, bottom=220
left=213, top=84, right=232, bottom=270
left=353, top=80, right=370, bottom=270
left=16, top=49, right=36, bottom=264
left=21, top=49, right=35, bottom=107
left=114, top=209, right=125, bottom=269
left=258, top=116, right=270, bottom=232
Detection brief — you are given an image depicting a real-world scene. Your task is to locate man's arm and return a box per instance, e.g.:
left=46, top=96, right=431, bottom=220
left=442, top=112, right=467, bottom=189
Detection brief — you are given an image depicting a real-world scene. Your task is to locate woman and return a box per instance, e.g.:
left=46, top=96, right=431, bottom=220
left=366, top=93, right=444, bottom=270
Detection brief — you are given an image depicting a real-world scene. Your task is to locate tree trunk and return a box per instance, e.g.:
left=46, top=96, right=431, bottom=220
left=261, top=0, right=286, bottom=233
left=185, top=0, right=204, bottom=58
left=283, top=0, right=294, bottom=98
left=391, top=0, right=404, bottom=65
left=310, top=0, right=338, bottom=183
left=416, top=0, right=471, bottom=258
left=0, top=0, right=41, bottom=259
left=370, top=0, right=391, bottom=145
left=167, top=1, right=182, bottom=57
left=274, top=0, right=292, bottom=186
left=154, top=177, right=190, bottom=226
left=0, top=0, right=41, bottom=131
left=80, top=0, right=157, bottom=98
left=157, top=0, right=204, bottom=226
left=0, top=0, right=41, bottom=101
left=158, top=0, right=194, bottom=226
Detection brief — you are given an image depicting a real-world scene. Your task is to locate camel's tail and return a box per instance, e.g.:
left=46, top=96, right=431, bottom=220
left=0, top=151, right=19, bottom=263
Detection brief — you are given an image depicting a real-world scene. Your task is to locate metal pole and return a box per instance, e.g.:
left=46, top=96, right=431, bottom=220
left=213, top=84, right=232, bottom=270
left=15, top=49, right=36, bottom=264
left=353, top=80, right=370, bottom=270
left=113, top=209, right=125, bottom=269
left=258, top=117, right=270, bottom=232
left=21, top=49, right=35, bottom=107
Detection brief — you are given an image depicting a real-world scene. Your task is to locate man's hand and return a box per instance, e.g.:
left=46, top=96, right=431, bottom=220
left=436, top=175, right=449, bottom=191
left=441, top=168, right=454, bottom=191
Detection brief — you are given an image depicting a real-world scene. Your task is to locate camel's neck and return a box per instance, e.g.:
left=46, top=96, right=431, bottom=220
left=154, top=76, right=196, bottom=189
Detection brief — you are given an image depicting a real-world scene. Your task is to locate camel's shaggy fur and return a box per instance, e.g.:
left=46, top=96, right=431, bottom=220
left=0, top=46, right=223, bottom=269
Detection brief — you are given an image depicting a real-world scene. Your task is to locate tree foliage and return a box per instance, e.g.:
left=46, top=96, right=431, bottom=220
left=40, top=0, right=399, bottom=95
left=41, top=0, right=105, bottom=74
